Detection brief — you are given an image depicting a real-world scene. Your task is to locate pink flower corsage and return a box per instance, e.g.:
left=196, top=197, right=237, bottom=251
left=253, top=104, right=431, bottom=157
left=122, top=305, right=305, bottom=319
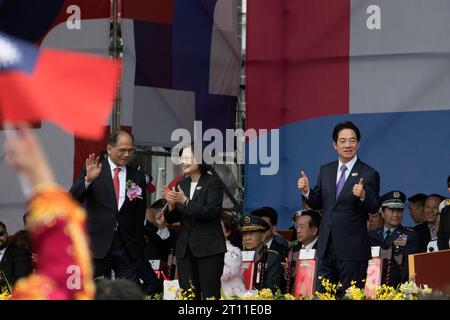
left=126, top=180, right=143, bottom=201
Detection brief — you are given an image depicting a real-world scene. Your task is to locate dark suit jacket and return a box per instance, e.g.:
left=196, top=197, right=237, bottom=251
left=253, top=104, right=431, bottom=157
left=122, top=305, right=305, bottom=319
left=0, top=244, right=32, bottom=285
left=258, top=248, right=285, bottom=293
left=143, top=222, right=177, bottom=262
left=70, top=158, right=146, bottom=260
left=165, top=173, right=226, bottom=259
left=304, top=158, right=380, bottom=261
left=368, top=225, right=419, bottom=285
left=413, top=222, right=431, bottom=253
left=438, top=206, right=450, bottom=250
left=270, top=238, right=289, bottom=258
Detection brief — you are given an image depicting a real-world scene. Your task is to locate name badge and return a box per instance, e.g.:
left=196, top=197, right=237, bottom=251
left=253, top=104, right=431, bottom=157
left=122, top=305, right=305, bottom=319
left=371, top=246, right=380, bottom=258
left=242, top=250, right=256, bottom=262
left=299, top=248, right=316, bottom=260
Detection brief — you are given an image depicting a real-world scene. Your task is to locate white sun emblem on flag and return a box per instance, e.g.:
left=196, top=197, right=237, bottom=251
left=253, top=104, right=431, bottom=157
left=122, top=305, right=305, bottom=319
left=0, top=35, right=21, bottom=69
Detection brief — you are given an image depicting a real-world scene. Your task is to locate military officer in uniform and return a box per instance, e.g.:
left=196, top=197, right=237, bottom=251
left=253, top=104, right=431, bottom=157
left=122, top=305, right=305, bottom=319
left=368, top=191, right=420, bottom=287
left=241, top=215, right=285, bottom=292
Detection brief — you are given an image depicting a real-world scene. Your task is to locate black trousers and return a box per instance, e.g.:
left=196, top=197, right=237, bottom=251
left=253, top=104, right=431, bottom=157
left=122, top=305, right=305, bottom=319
left=177, top=247, right=225, bottom=300
left=94, top=231, right=140, bottom=283
left=315, top=236, right=368, bottom=297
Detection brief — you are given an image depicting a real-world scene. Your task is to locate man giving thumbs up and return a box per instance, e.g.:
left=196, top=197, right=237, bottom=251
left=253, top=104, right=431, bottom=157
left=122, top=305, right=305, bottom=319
left=297, top=121, right=380, bottom=297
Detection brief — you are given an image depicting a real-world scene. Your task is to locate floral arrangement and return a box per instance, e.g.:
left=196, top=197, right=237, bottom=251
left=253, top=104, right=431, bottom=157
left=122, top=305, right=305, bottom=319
left=0, top=271, right=12, bottom=300
left=0, top=288, right=12, bottom=300
left=126, top=180, right=142, bottom=201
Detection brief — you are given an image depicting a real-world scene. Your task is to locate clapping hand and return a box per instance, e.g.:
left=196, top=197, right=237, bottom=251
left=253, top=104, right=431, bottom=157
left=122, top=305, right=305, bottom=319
left=165, top=186, right=188, bottom=205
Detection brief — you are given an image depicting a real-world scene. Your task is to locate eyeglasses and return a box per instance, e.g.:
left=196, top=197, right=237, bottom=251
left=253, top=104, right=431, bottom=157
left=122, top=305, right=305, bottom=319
left=178, top=156, right=194, bottom=162
left=114, top=147, right=135, bottom=154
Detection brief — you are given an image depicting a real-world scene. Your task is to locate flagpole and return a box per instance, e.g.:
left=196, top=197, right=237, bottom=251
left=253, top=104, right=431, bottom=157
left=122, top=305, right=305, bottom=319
left=110, top=0, right=122, bottom=133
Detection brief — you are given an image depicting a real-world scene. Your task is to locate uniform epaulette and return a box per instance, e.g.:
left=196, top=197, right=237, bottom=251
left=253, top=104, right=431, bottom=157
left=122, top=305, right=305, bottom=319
left=444, top=199, right=450, bottom=207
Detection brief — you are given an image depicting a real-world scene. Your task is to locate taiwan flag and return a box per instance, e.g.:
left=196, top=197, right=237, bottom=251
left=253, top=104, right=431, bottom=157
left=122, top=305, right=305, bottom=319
left=0, top=31, right=120, bottom=139
left=245, top=0, right=450, bottom=229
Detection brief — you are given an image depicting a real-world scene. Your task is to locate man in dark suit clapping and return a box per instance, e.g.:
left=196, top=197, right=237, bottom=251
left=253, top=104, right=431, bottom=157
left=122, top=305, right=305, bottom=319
left=70, top=130, right=146, bottom=282
left=298, top=121, right=380, bottom=294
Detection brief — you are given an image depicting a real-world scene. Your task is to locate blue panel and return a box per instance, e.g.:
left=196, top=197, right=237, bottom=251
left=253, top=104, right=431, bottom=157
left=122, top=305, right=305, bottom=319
left=245, top=111, right=450, bottom=229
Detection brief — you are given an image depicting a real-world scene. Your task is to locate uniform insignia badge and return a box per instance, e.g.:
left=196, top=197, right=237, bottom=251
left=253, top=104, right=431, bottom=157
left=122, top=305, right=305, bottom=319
left=394, top=234, right=408, bottom=247
left=351, top=172, right=358, bottom=177
left=393, top=191, right=400, bottom=198
left=244, top=216, right=251, bottom=224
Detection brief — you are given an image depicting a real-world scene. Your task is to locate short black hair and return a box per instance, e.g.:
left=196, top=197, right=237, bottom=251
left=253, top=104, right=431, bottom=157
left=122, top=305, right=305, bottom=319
left=299, top=210, right=321, bottom=230
left=251, top=207, right=278, bottom=226
left=428, top=194, right=445, bottom=202
left=0, top=221, right=6, bottom=231
left=95, top=279, right=145, bottom=300
left=108, top=129, right=135, bottom=146
left=178, top=142, right=211, bottom=174
left=150, top=199, right=167, bottom=209
left=332, top=121, right=361, bottom=143
left=407, top=193, right=428, bottom=205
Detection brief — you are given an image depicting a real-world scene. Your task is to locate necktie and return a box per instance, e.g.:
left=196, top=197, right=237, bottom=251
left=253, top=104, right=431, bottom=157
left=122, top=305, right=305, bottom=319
left=113, top=167, right=121, bottom=205
left=336, top=164, right=347, bottom=198
left=384, top=230, right=391, bottom=242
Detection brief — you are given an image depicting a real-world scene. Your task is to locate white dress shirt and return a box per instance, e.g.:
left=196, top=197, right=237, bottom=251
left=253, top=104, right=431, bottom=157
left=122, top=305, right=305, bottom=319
left=190, top=182, right=198, bottom=200
left=0, top=246, right=6, bottom=263
left=108, top=157, right=127, bottom=210
left=156, top=227, right=170, bottom=240
left=302, top=237, right=318, bottom=250
left=336, top=155, right=358, bottom=184
left=266, top=237, right=273, bottom=249
left=84, top=157, right=127, bottom=210
left=303, top=155, right=359, bottom=199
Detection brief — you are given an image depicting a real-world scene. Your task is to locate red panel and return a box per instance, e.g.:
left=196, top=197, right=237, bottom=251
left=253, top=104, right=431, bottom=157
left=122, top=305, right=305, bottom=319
left=122, top=0, right=174, bottom=24
left=246, top=0, right=350, bottom=131
left=73, top=126, right=132, bottom=182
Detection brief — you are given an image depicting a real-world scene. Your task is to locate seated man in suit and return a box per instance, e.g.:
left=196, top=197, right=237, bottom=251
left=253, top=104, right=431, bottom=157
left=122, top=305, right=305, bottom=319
left=368, top=191, right=420, bottom=287
left=138, top=199, right=178, bottom=295
left=251, top=207, right=289, bottom=257
left=0, top=221, right=32, bottom=289
left=295, top=210, right=321, bottom=250
left=283, top=210, right=321, bottom=291
left=241, top=215, right=285, bottom=293
left=413, top=194, right=443, bottom=252
left=407, top=193, right=428, bottom=225
left=144, top=199, right=177, bottom=263
left=367, top=209, right=384, bottom=232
